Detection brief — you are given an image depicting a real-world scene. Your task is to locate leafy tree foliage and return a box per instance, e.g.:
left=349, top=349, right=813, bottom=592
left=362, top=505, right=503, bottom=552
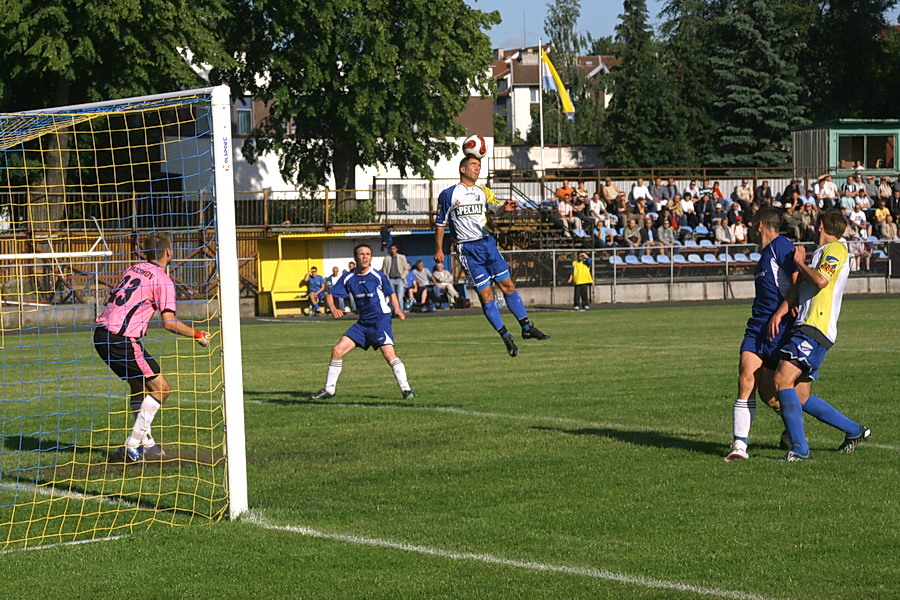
left=214, top=0, right=499, bottom=189
left=603, top=0, right=692, bottom=168
left=708, top=0, right=807, bottom=167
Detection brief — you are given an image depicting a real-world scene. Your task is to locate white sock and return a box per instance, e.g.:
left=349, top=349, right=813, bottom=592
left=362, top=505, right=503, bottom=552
left=126, top=395, right=161, bottom=448
left=732, top=398, right=756, bottom=451
left=390, top=358, right=410, bottom=392
left=325, top=360, right=343, bottom=394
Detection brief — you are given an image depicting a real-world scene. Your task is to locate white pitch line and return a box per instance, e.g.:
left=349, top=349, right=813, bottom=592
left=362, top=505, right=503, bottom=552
left=0, top=535, right=128, bottom=555
left=246, top=512, right=782, bottom=600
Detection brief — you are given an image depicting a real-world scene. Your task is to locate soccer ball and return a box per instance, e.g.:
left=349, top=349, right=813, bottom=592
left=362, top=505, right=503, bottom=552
left=461, top=134, right=488, bottom=159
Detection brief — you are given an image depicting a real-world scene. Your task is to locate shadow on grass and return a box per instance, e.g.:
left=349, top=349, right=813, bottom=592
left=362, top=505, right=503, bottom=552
left=244, top=389, right=463, bottom=410
left=532, top=425, right=724, bottom=456
left=3, top=435, right=88, bottom=454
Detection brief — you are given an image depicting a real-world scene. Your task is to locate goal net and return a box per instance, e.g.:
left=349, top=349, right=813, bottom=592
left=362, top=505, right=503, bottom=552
left=0, top=86, right=247, bottom=550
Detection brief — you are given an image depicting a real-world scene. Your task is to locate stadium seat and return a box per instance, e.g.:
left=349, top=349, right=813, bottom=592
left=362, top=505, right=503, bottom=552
left=703, top=253, right=719, bottom=263
left=873, top=249, right=888, bottom=259
left=734, top=252, right=751, bottom=262
left=699, top=239, right=714, bottom=247
left=681, top=226, right=693, bottom=234
left=749, top=252, right=762, bottom=262
left=625, top=255, right=641, bottom=265
left=684, top=239, right=698, bottom=247
left=718, top=253, right=732, bottom=263
left=640, top=255, right=656, bottom=265
left=687, top=254, right=703, bottom=264
left=672, top=254, right=688, bottom=264
left=609, top=255, right=626, bottom=266
left=694, top=225, right=710, bottom=236
left=656, top=254, right=671, bottom=264
left=867, top=236, right=879, bottom=243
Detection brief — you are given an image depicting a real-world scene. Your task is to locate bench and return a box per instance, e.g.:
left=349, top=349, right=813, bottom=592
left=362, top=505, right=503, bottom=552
left=259, top=286, right=310, bottom=317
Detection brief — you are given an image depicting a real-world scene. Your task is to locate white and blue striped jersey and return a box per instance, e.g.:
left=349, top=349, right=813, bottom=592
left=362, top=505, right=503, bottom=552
left=751, top=235, right=796, bottom=318
left=436, top=183, right=502, bottom=243
left=330, top=269, right=392, bottom=325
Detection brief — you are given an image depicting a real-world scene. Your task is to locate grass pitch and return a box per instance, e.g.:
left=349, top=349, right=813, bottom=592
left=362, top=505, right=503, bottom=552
left=1, top=299, right=898, bottom=599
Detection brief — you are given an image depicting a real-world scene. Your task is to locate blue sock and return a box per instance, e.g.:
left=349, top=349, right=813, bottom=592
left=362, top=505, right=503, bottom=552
left=803, top=395, right=860, bottom=436
left=777, top=389, right=810, bottom=456
left=482, top=300, right=506, bottom=333
left=503, top=291, right=529, bottom=324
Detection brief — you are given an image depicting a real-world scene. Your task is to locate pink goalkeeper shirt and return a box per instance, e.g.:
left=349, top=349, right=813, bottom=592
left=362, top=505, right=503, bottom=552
left=97, top=262, right=176, bottom=338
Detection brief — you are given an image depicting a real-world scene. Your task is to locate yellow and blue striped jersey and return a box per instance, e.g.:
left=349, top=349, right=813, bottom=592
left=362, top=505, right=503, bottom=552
left=795, top=240, right=849, bottom=346
left=436, top=183, right=501, bottom=243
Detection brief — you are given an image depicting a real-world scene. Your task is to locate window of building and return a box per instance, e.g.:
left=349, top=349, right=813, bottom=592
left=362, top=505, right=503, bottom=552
left=838, top=134, right=895, bottom=169
left=235, top=97, right=253, bottom=136
left=530, top=87, right=539, bottom=103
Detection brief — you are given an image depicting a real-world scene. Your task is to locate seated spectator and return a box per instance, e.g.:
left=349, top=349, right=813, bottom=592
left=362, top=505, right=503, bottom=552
left=660, top=177, right=679, bottom=204
left=648, top=177, right=665, bottom=210
left=840, top=175, right=860, bottom=212
left=801, top=189, right=817, bottom=206
left=680, top=194, right=699, bottom=227
left=848, top=203, right=871, bottom=238
left=574, top=180, right=589, bottom=201
left=611, top=193, right=629, bottom=222
left=878, top=176, right=893, bottom=202
left=558, top=195, right=586, bottom=237
left=726, top=201, right=743, bottom=226
left=877, top=214, right=899, bottom=240
left=754, top=181, right=772, bottom=205
left=847, top=234, right=871, bottom=272
left=593, top=222, right=618, bottom=248
left=699, top=179, right=713, bottom=198
left=711, top=181, right=726, bottom=203
left=779, top=179, right=802, bottom=206
left=622, top=218, right=641, bottom=249
left=589, top=192, right=607, bottom=222
left=572, top=196, right=596, bottom=232
left=431, top=262, right=459, bottom=307
left=815, top=173, right=839, bottom=210
left=683, top=180, right=700, bottom=199
left=657, top=218, right=678, bottom=246
left=410, top=260, right=435, bottom=310
left=602, top=179, right=622, bottom=204
left=874, top=198, right=891, bottom=226
left=857, top=187, right=873, bottom=213
left=695, top=194, right=715, bottom=225
left=326, top=266, right=344, bottom=311
left=404, top=264, right=418, bottom=310
left=730, top=215, right=748, bottom=244
left=630, top=177, right=652, bottom=205
left=892, top=189, right=900, bottom=216
left=799, top=203, right=818, bottom=242
left=713, top=218, right=734, bottom=245
left=709, top=201, right=727, bottom=226
left=555, top=180, right=575, bottom=201
left=864, top=174, right=879, bottom=200
left=734, top=178, right=753, bottom=209
left=639, top=216, right=665, bottom=253
left=303, top=267, right=326, bottom=316
left=782, top=202, right=803, bottom=241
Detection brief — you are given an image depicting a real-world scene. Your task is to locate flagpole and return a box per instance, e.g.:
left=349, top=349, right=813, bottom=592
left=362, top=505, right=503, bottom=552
left=539, top=39, right=545, bottom=182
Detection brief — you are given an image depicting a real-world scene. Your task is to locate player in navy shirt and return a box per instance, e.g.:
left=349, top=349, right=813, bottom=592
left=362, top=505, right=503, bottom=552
left=310, top=244, right=415, bottom=400
left=725, top=207, right=798, bottom=460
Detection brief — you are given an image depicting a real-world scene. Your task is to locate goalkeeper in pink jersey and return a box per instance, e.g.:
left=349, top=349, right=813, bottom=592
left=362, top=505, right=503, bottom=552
left=94, top=232, right=210, bottom=463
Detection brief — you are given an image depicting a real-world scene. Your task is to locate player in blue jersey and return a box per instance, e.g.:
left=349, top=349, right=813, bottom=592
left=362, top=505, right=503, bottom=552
left=725, top=207, right=798, bottom=461
left=309, top=244, right=415, bottom=400
left=434, top=155, right=549, bottom=357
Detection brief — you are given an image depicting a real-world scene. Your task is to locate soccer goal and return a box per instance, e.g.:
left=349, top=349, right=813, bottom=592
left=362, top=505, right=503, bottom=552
left=0, top=86, right=247, bottom=550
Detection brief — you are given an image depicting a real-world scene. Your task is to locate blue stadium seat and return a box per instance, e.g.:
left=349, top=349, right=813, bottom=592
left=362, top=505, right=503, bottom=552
left=656, top=254, right=672, bottom=264
left=734, top=252, right=751, bottom=262
left=699, top=239, right=714, bottom=247
left=873, top=249, right=888, bottom=259
left=749, top=252, right=762, bottom=262
left=684, top=240, right=699, bottom=247
left=703, top=253, right=719, bottom=263
left=718, top=253, right=732, bottom=263
left=609, top=255, right=626, bottom=266
left=625, top=255, right=641, bottom=265
left=672, top=254, right=689, bottom=264
left=640, top=255, right=656, bottom=265
left=687, top=254, right=703, bottom=264
left=867, top=236, right=879, bottom=243
left=694, top=225, right=710, bottom=236
left=681, top=226, right=694, bottom=234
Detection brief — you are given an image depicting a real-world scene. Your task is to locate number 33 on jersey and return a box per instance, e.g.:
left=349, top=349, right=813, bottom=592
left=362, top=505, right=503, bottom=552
left=97, top=262, right=177, bottom=338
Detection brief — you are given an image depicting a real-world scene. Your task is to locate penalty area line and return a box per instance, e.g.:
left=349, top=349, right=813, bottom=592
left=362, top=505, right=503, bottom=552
left=246, top=512, right=782, bottom=600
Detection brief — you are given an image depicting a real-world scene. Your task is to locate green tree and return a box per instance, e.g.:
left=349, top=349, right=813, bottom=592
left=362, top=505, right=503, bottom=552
left=215, top=0, right=499, bottom=190
left=603, top=0, right=691, bottom=169
left=800, top=0, right=898, bottom=120
left=708, top=0, right=807, bottom=167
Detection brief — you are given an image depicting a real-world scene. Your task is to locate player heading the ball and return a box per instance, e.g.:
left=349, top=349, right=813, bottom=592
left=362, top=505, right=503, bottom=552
left=435, top=155, right=549, bottom=357
left=94, top=232, right=210, bottom=463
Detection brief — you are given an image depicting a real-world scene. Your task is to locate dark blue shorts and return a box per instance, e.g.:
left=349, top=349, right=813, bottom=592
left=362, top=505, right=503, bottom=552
left=457, top=236, right=511, bottom=291
left=344, top=315, right=395, bottom=350
left=778, top=329, right=829, bottom=381
left=740, top=315, right=795, bottom=369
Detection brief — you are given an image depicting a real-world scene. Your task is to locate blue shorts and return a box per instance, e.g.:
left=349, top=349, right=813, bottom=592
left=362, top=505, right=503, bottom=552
left=778, top=329, right=829, bottom=381
left=457, top=236, right=511, bottom=291
left=740, top=315, right=795, bottom=369
left=344, top=315, right=395, bottom=350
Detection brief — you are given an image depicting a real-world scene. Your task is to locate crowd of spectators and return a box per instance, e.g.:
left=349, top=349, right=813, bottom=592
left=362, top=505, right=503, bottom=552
left=537, top=173, right=900, bottom=254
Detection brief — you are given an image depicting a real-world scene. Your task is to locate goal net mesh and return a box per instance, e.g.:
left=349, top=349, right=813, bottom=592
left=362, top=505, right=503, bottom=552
left=0, top=90, right=231, bottom=549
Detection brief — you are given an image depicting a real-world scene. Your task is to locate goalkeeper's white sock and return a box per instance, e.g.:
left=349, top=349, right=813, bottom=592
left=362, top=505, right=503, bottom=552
left=125, top=395, right=161, bottom=448
left=732, top=398, right=756, bottom=451
left=325, top=360, right=343, bottom=394
left=390, top=358, right=410, bottom=392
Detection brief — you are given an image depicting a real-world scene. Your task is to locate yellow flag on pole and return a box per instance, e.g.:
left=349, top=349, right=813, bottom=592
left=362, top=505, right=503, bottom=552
left=540, top=50, right=576, bottom=121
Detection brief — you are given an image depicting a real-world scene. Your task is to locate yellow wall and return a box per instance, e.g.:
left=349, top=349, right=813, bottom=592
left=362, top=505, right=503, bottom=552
left=257, top=234, right=342, bottom=292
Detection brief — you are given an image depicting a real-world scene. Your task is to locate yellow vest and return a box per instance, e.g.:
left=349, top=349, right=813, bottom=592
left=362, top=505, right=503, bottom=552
left=572, top=260, right=593, bottom=285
